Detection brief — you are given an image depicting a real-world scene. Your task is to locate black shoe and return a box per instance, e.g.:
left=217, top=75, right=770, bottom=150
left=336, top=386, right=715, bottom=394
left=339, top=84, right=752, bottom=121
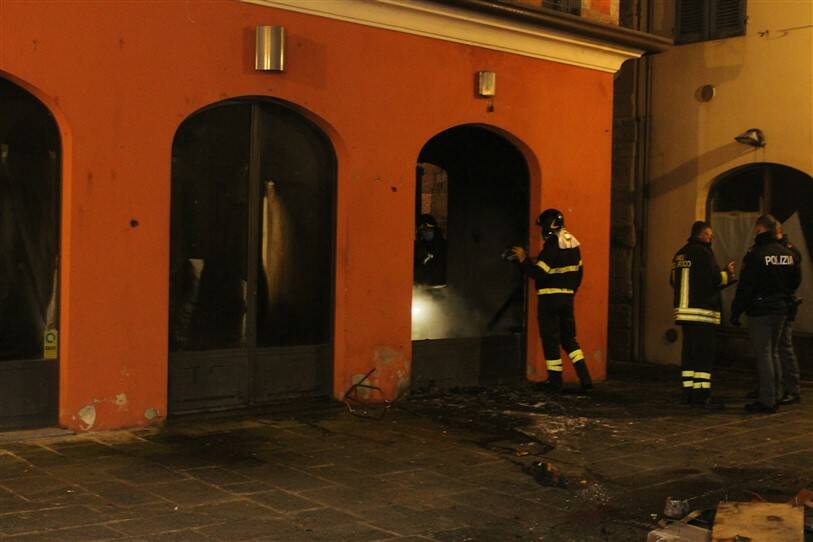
left=779, top=394, right=801, bottom=405
left=574, top=361, right=593, bottom=391
left=680, top=392, right=693, bottom=405
left=745, top=389, right=759, bottom=400
left=744, top=402, right=778, bottom=414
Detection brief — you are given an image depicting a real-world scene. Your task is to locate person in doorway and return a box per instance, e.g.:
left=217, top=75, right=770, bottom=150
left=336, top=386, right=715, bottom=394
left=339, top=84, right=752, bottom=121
left=776, top=223, right=803, bottom=405
left=511, top=209, right=592, bottom=392
left=731, top=214, right=801, bottom=414
left=671, top=221, right=736, bottom=409
left=414, top=214, right=447, bottom=287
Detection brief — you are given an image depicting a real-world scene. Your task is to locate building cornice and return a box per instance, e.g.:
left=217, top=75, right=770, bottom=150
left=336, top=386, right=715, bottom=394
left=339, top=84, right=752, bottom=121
left=242, top=0, right=672, bottom=73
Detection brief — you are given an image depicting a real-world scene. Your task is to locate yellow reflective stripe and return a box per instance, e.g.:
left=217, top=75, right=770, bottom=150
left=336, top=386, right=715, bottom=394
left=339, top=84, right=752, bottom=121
left=675, top=314, right=721, bottom=324
left=674, top=308, right=721, bottom=324
left=721, top=271, right=729, bottom=286
left=568, top=349, right=585, bottom=362
left=693, top=382, right=703, bottom=389
left=536, top=260, right=582, bottom=274
left=683, top=381, right=695, bottom=388
left=680, top=268, right=690, bottom=309
left=548, top=261, right=582, bottom=274
left=546, top=359, right=563, bottom=371
left=694, top=372, right=711, bottom=380
left=675, top=307, right=721, bottom=317
left=700, top=382, right=710, bottom=389
left=547, top=367, right=563, bottom=372
left=538, top=288, right=574, bottom=295
left=681, top=370, right=695, bottom=377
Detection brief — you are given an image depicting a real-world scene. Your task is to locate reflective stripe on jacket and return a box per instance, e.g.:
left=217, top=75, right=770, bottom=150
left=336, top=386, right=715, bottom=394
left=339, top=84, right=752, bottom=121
left=671, top=239, right=731, bottom=325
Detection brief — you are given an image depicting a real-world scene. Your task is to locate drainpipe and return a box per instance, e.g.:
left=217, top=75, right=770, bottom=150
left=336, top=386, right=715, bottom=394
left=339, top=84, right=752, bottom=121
left=632, top=0, right=655, bottom=362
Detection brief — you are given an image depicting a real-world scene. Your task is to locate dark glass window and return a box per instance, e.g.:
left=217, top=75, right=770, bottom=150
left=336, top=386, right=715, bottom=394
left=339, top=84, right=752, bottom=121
left=170, top=100, right=335, bottom=352
left=0, top=79, right=60, bottom=362
left=169, top=104, right=251, bottom=351
left=255, top=103, right=334, bottom=347
left=710, top=166, right=762, bottom=212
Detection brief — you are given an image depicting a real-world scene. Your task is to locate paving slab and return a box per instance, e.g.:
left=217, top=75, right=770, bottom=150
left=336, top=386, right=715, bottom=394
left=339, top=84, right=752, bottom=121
left=0, top=362, right=808, bottom=541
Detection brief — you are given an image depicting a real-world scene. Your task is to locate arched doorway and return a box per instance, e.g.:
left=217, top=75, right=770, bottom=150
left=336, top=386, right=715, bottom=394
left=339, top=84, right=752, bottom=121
left=708, top=163, right=813, bottom=369
left=168, top=99, right=336, bottom=414
left=0, top=77, right=61, bottom=429
left=412, top=126, right=530, bottom=388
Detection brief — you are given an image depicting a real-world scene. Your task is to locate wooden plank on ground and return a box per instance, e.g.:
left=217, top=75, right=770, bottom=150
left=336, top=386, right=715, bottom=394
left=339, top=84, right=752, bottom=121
left=712, top=502, right=803, bottom=542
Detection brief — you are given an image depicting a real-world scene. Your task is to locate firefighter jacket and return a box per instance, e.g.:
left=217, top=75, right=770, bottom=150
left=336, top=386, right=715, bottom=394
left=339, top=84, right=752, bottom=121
left=731, top=231, right=801, bottom=319
left=522, top=229, right=583, bottom=295
left=671, top=238, right=734, bottom=325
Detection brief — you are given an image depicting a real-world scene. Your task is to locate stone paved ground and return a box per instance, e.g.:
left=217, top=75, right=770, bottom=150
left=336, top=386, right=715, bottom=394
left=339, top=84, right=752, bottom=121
left=0, top=362, right=810, bottom=541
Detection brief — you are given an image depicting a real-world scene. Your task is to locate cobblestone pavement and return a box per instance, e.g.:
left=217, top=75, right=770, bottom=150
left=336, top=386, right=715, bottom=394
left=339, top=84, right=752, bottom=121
left=0, top=363, right=810, bottom=541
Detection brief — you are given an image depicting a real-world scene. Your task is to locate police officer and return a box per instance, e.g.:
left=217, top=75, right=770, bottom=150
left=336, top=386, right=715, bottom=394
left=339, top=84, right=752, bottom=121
left=671, top=221, right=736, bottom=408
left=512, top=209, right=592, bottom=391
left=776, top=224, right=803, bottom=405
left=731, top=214, right=801, bottom=414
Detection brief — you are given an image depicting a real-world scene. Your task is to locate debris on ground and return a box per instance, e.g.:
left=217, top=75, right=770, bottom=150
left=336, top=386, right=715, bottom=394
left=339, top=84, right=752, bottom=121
left=523, top=460, right=569, bottom=488
left=664, top=497, right=691, bottom=519
left=647, top=520, right=711, bottom=542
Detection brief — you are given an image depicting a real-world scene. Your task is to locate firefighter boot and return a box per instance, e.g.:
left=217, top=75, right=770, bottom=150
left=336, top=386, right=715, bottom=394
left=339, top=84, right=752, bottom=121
left=540, top=370, right=562, bottom=392
left=574, top=360, right=593, bottom=391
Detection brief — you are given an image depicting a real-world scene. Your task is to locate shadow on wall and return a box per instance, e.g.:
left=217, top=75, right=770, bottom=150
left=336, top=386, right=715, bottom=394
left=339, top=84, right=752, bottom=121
left=649, top=142, right=752, bottom=198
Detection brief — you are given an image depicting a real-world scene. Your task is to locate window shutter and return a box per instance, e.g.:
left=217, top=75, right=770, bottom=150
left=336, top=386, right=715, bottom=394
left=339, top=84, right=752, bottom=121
left=675, top=0, right=706, bottom=44
left=711, top=0, right=747, bottom=39
left=542, top=0, right=581, bottom=16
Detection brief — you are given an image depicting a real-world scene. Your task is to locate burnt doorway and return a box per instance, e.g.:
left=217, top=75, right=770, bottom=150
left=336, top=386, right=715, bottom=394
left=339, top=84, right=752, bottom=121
left=412, top=126, right=529, bottom=388
left=169, top=99, right=335, bottom=415
left=708, top=163, right=813, bottom=373
left=0, top=77, right=61, bottom=430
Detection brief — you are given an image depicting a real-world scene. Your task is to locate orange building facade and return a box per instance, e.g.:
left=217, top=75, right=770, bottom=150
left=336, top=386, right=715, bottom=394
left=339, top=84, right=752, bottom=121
left=0, top=0, right=664, bottom=431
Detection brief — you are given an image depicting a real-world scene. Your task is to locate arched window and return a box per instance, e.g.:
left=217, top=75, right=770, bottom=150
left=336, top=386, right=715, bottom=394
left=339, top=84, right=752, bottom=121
left=168, top=98, right=336, bottom=413
left=0, top=77, right=61, bottom=428
left=412, top=125, right=530, bottom=388
left=709, top=163, right=813, bottom=332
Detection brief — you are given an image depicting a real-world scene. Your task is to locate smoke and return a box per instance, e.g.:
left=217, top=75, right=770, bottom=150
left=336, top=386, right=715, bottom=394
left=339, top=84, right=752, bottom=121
left=411, top=286, right=488, bottom=340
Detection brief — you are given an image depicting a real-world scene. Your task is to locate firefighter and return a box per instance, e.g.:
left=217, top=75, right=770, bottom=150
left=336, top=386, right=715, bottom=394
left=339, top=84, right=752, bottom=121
left=512, top=209, right=592, bottom=392
left=776, top=224, right=802, bottom=405
left=413, top=214, right=447, bottom=287
left=671, top=221, right=736, bottom=408
left=731, top=214, right=801, bottom=413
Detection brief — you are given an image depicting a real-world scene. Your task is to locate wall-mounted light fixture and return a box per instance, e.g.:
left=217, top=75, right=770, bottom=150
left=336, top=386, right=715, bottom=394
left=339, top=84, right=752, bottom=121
left=734, top=128, right=766, bottom=148
left=256, top=26, right=285, bottom=72
left=476, top=71, right=496, bottom=97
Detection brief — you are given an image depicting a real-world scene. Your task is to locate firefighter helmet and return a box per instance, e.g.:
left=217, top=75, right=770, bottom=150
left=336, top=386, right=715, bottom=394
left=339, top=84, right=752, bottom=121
left=536, top=209, right=565, bottom=239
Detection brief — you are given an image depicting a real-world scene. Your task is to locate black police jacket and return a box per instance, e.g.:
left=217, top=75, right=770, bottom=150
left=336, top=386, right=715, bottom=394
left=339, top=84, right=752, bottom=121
left=671, top=238, right=734, bottom=326
left=731, top=231, right=801, bottom=319
left=522, top=229, right=583, bottom=295
left=779, top=235, right=802, bottom=295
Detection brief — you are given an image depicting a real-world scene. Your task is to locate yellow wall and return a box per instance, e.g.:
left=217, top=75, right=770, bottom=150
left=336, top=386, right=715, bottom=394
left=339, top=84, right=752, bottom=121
left=644, top=0, right=813, bottom=364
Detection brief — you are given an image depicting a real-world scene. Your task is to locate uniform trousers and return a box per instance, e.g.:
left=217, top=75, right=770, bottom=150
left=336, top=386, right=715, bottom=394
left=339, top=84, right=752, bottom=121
left=680, top=324, right=715, bottom=399
left=778, top=319, right=800, bottom=397
left=748, top=314, right=786, bottom=408
left=537, top=294, right=583, bottom=376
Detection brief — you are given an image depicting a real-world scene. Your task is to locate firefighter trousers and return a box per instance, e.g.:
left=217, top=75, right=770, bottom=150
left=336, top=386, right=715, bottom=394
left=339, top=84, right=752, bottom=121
left=680, top=323, right=716, bottom=400
left=537, top=294, right=591, bottom=387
